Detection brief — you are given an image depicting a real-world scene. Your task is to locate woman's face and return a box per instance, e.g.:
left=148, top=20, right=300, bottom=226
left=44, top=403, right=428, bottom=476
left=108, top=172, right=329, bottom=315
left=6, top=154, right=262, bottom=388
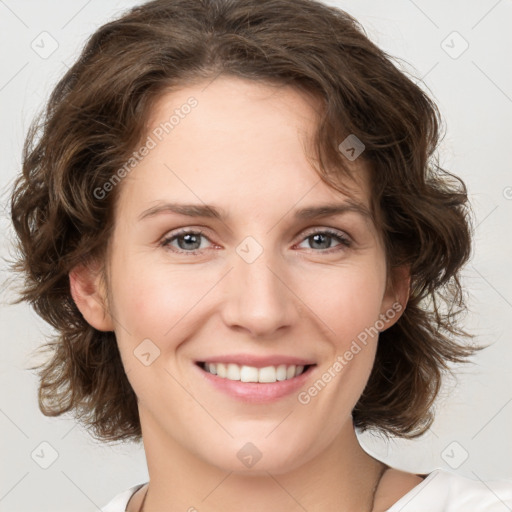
left=101, top=76, right=403, bottom=474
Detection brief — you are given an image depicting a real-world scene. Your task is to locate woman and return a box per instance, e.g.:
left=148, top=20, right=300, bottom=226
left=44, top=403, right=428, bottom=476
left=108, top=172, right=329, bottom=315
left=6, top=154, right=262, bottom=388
left=10, top=0, right=512, bottom=510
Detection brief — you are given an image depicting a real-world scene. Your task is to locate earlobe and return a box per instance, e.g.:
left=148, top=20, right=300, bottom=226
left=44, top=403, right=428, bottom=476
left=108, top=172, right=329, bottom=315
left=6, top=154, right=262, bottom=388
left=69, top=262, right=114, bottom=332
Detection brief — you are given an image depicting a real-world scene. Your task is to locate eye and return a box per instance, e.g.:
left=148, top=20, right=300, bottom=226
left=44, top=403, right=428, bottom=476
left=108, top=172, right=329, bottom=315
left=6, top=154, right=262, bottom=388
left=296, top=228, right=352, bottom=252
left=159, top=227, right=352, bottom=255
left=160, top=229, right=213, bottom=254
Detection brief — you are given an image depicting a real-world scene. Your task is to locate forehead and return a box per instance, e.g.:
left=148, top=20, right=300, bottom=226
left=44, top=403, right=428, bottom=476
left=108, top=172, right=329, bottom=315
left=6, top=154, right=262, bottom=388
left=115, top=76, right=372, bottom=222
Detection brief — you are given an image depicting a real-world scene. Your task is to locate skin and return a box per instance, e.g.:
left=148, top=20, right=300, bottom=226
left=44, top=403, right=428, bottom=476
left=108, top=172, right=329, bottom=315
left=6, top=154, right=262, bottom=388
left=70, top=76, right=423, bottom=511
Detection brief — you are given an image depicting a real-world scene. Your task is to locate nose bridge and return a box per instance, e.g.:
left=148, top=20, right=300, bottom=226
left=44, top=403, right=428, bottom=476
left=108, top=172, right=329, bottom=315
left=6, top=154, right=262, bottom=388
left=221, top=235, right=297, bottom=336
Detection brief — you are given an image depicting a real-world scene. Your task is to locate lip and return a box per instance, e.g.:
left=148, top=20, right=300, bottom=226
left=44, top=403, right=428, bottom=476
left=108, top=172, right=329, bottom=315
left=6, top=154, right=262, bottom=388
left=197, top=354, right=316, bottom=368
left=193, top=360, right=317, bottom=404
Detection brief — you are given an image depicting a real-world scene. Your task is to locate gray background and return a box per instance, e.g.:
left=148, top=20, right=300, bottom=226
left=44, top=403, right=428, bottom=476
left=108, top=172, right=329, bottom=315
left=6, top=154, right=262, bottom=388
left=1, top=0, right=511, bottom=510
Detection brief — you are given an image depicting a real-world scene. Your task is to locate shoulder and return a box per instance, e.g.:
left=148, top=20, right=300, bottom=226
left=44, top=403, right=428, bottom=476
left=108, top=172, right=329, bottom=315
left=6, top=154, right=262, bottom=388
left=101, top=483, right=147, bottom=512
left=376, top=467, right=512, bottom=512
left=373, top=468, right=427, bottom=512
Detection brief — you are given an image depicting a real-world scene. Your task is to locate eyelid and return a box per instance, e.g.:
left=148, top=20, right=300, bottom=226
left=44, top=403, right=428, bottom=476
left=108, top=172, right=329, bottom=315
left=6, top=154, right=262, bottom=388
left=299, top=226, right=352, bottom=242
left=159, top=227, right=217, bottom=255
left=294, top=227, right=352, bottom=251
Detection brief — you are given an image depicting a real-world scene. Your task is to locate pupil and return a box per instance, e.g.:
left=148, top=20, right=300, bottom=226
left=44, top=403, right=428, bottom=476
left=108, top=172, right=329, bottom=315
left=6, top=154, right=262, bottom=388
left=312, top=233, right=330, bottom=249
left=179, top=234, right=200, bottom=250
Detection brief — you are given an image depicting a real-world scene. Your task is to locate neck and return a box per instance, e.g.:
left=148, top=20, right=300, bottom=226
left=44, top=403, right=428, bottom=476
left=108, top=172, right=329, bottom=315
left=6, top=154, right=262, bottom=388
left=138, top=410, right=387, bottom=512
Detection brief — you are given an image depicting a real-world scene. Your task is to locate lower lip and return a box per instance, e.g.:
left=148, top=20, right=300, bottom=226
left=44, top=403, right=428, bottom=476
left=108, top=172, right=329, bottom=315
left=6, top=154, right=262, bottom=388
left=194, top=363, right=316, bottom=403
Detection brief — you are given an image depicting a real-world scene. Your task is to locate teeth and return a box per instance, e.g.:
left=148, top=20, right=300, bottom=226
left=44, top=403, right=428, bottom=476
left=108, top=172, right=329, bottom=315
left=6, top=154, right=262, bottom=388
left=276, top=364, right=287, bottom=381
left=203, top=362, right=308, bottom=383
left=216, top=363, right=227, bottom=378
left=226, top=363, right=240, bottom=380
left=241, top=365, right=259, bottom=382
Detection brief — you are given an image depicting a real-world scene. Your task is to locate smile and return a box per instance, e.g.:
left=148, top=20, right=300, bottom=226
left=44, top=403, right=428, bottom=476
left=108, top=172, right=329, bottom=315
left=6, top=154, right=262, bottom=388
left=198, top=362, right=311, bottom=383
left=194, top=356, right=317, bottom=403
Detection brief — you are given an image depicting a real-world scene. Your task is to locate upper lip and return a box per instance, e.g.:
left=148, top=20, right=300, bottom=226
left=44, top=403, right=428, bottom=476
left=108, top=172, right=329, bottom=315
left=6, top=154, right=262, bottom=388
left=197, top=354, right=316, bottom=368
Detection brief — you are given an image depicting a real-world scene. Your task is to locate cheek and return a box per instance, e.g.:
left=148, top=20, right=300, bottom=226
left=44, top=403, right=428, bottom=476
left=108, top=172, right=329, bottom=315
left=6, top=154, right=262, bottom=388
left=110, top=241, right=387, bottom=353
left=298, top=265, right=386, bottom=411
left=109, top=266, right=199, bottom=391
left=301, top=260, right=386, bottom=344
left=114, top=273, right=186, bottom=338
left=110, top=260, right=220, bottom=349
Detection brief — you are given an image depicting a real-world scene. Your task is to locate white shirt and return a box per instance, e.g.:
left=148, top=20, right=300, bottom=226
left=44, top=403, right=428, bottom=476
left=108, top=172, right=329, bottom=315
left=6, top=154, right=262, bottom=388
left=101, top=467, right=512, bottom=511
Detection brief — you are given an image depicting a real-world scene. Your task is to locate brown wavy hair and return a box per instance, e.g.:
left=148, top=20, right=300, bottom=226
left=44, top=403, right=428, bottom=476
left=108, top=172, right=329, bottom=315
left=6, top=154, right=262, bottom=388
left=9, top=0, right=486, bottom=444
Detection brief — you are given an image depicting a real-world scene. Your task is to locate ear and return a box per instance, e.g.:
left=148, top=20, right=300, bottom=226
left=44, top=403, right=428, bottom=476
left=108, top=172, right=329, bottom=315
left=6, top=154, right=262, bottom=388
left=379, top=264, right=410, bottom=331
left=69, top=260, right=114, bottom=331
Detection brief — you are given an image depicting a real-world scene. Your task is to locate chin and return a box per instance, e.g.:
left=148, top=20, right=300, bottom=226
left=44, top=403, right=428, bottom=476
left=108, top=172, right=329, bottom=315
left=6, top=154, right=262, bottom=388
left=199, top=437, right=314, bottom=476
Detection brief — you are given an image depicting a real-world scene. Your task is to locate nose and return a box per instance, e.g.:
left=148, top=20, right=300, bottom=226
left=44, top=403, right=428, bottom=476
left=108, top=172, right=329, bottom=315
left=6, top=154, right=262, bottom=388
left=220, top=243, right=300, bottom=338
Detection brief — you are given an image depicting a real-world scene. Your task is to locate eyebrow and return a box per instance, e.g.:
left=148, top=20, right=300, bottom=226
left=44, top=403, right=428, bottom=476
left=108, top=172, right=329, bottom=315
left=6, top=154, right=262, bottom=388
left=137, top=201, right=372, bottom=223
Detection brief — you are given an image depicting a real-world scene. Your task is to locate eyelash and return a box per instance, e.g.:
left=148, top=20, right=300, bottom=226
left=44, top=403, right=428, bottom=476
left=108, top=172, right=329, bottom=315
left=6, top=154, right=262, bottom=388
left=159, top=228, right=352, bottom=255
